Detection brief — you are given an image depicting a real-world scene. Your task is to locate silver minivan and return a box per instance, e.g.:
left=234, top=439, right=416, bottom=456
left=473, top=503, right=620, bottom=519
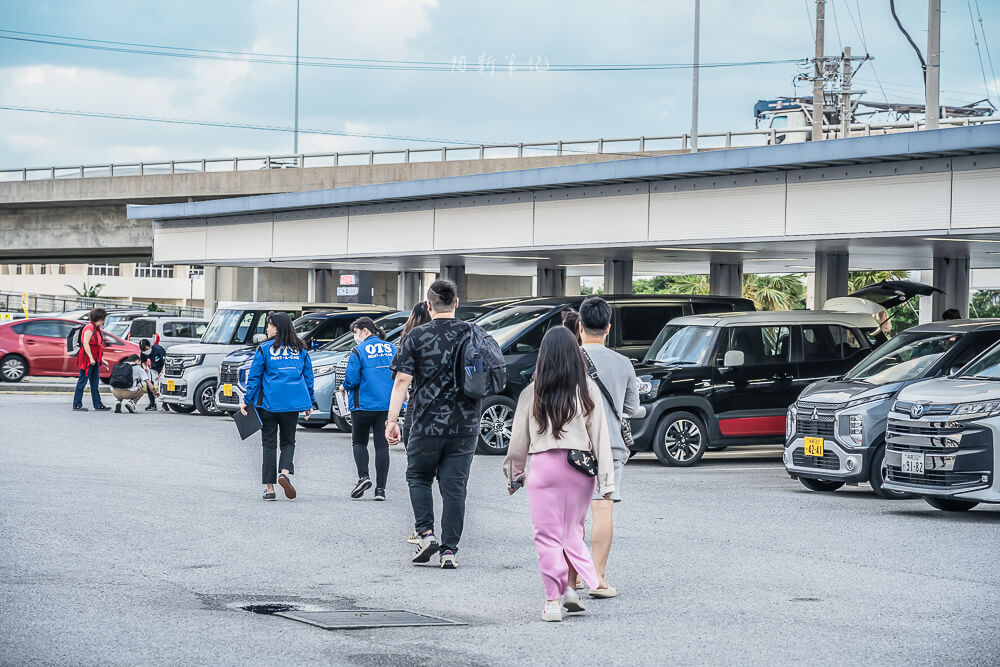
left=127, top=316, right=208, bottom=349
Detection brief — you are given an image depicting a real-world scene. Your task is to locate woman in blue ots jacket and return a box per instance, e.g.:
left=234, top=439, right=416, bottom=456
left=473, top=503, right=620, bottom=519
left=241, top=312, right=316, bottom=502
left=342, top=317, right=396, bottom=501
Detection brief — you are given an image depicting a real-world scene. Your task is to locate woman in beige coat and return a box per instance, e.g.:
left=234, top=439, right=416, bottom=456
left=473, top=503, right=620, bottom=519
left=504, top=326, right=615, bottom=622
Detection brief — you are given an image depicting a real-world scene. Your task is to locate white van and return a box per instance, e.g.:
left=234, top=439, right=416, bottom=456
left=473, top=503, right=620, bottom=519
left=126, top=317, right=208, bottom=349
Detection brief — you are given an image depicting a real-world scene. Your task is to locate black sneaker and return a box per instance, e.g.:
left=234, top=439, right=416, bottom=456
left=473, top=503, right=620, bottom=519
left=94, top=405, right=111, bottom=411
left=114, top=402, right=122, bottom=414
left=374, top=488, right=386, bottom=501
left=145, top=404, right=157, bottom=412
left=72, top=406, right=88, bottom=412
left=161, top=404, right=170, bottom=412
left=412, top=532, right=440, bottom=564
left=351, top=478, right=372, bottom=499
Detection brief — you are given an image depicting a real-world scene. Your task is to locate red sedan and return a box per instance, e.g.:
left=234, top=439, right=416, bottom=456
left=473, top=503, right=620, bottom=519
left=0, top=318, right=140, bottom=383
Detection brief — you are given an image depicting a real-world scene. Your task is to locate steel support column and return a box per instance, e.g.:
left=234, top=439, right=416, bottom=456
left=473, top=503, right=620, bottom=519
left=814, top=251, right=849, bottom=309
left=396, top=271, right=423, bottom=311
left=439, top=264, right=467, bottom=301
left=604, top=259, right=633, bottom=295
left=931, top=256, right=969, bottom=319
left=536, top=267, right=567, bottom=297
left=314, top=269, right=334, bottom=303
left=709, top=261, right=743, bottom=297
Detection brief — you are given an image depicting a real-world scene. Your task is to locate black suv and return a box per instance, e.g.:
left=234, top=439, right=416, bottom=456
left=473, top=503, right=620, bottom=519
left=630, top=310, right=887, bottom=466
left=474, top=294, right=756, bottom=454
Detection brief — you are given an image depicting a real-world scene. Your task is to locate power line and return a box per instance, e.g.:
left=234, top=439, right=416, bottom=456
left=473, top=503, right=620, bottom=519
left=965, top=0, right=997, bottom=107
left=843, top=0, right=888, bottom=105
left=0, top=29, right=804, bottom=73
left=802, top=0, right=815, bottom=41
left=972, top=0, right=999, bottom=107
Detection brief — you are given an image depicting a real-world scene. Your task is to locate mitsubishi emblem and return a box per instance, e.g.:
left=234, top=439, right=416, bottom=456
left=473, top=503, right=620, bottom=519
left=911, top=403, right=925, bottom=419
left=811, top=407, right=819, bottom=420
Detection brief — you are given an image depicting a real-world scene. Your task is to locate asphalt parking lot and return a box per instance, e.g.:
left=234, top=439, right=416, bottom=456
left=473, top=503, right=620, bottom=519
left=3, top=393, right=1000, bottom=666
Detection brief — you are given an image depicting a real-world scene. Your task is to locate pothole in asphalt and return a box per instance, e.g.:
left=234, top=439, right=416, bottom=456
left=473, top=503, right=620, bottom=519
left=789, top=597, right=823, bottom=602
left=240, top=603, right=299, bottom=615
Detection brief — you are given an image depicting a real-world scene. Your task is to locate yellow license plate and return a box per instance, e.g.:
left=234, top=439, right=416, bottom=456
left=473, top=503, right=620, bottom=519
left=167, top=379, right=176, bottom=392
left=804, top=436, right=824, bottom=457
left=222, top=383, right=233, bottom=397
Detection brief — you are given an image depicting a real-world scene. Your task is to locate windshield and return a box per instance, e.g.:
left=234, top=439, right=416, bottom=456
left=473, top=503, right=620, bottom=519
left=104, top=321, right=130, bottom=338
left=201, top=309, right=248, bottom=345
left=957, top=342, right=1000, bottom=379
left=475, top=305, right=553, bottom=346
left=293, top=316, right=324, bottom=337
left=644, top=325, right=716, bottom=365
left=319, top=313, right=406, bottom=351
left=844, top=332, right=963, bottom=383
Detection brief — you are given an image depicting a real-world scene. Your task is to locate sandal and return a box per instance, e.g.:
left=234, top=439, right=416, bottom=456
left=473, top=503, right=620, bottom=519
left=278, top=473, right=296, bottom=499
left=262, top=491, right=276, bottom=501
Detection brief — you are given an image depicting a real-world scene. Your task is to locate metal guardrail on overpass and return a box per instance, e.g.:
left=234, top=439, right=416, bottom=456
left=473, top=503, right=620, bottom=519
left=3, top=117, right=998, bottom=182
left=0, top=291, right=204, bottom=318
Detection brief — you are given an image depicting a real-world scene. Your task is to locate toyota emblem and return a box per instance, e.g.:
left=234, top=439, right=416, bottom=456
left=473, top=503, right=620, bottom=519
left=911, top=403, right=926, bottom=419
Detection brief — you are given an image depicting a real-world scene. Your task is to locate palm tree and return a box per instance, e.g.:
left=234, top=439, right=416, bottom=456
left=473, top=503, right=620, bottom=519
left=848, top=270, right=910, bottom=293
left=743, top=274, right=806, bottom=311
left=65, top=282, right=105, bottom=298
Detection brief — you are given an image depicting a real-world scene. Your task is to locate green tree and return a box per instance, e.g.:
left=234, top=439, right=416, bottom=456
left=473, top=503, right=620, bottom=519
left=147, top=302, right=163, bottom=312
left=65, top=282, right=105, bottom=298
left=971, top=290, right=1000, bottom=318
left=742, top=274, right=806, bottom=311
left=848, top=270, right=910, bottom=293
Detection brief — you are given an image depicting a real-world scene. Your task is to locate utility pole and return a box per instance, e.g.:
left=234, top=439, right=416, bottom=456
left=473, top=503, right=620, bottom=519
left=840, top=46, right=853, bottom=138
left=925, top=0, right=941, bottom=129
left=690, top=0, right=700, bottom=152
left=812, top=0, right=826, bottom=141
left=293, top=0, right=301, bottom=154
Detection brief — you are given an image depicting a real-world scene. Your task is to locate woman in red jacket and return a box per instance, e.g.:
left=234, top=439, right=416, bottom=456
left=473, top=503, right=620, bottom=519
left=72, top=307, right=111, bottom=411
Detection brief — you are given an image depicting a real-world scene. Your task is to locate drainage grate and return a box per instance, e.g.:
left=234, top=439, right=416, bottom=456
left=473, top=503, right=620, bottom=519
left=276, top=609, right=465, bottom=630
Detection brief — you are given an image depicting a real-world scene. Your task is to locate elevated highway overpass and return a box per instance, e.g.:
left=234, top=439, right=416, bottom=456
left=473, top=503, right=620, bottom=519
left=128, top=124, right=1000, bottom=317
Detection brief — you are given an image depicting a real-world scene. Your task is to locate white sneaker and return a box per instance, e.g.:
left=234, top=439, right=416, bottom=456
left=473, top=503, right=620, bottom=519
left=406, top=531, right=421, bottom=545
left=562, top=587, right=585, bottom=613
left=124, top=400, right=136, bottom=413
left=541, top=600, right=562, bottom=622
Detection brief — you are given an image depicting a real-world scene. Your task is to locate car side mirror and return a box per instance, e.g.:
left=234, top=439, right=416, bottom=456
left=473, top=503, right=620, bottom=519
left=724, top=350, right=745, bottom=368
left=252, top=333, right=266, bottom=344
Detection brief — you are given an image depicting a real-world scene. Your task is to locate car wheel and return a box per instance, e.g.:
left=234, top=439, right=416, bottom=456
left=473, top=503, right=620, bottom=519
left=478, top=395, right=516, bottom=455
left=0, top=354, right=27, bottom=382
left=194, top=380, right=222, bottom=416
left=869, top=445, right=914, bottom=499
left=924, top=496, right=979, bottom=512
left=331, top=414, right=350, bottom=432
left=799, top=477, right=845, bottom=493
left=171, top=404, right=197, bottom=414
left=652, top=411, right=708, bottom=467
left=302, top=421, right=326, bottom=429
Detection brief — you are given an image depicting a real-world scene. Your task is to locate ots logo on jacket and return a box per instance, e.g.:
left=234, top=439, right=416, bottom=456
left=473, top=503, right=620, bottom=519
left=343, top=337, right=396, bottom=412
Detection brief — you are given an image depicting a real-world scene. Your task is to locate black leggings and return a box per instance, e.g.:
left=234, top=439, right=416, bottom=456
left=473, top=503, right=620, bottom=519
left=352, top=410, right=389, bottom=489
left=260, top=408, right=297, bottom=484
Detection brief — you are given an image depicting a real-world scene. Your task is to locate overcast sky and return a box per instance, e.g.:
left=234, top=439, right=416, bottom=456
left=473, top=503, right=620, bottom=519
left=1, top=0, right=997, bottom=168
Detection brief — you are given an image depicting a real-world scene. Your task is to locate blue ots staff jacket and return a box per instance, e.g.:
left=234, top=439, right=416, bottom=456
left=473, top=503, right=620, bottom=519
left=244, top=340, right=316, bottom=413
left=343, top=336, right=396, bottom=412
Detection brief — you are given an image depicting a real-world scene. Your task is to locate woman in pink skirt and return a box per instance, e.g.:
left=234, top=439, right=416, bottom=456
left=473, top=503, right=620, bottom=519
left=504, top=326, right=615, bottom=622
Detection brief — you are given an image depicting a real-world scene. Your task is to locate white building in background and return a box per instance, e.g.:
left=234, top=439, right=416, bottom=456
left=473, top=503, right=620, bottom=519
left=0, top=263, right=205, bottom=308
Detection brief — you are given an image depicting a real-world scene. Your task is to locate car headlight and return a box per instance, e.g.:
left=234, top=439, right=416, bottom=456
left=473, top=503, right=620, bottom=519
left=848, top=414, right=864, bottom=445
left=638, top=377, right=660, bottom=401
left=314, top=364, right=336, bottom=377
left=785, top=406, right=795, bottom=444
left=952, top=400, right=1000, bottom=416
left=844, top=393, right=894, bottom=409
left=173, top=354, right=204, bottom=370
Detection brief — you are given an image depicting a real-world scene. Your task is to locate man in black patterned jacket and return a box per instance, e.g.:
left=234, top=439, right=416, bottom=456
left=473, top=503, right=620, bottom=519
left=387, top=280, right=480, bottom=570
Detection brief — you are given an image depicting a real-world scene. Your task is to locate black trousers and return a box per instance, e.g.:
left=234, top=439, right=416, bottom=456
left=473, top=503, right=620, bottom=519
left=352, top=410, right=390, bottom=489
left=260, top=408, right=297, bottom=484
left=405, top=434, right=476, bottom=554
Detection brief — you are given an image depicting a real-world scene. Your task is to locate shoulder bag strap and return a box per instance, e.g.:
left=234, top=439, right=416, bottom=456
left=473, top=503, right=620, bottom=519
left=580, top=348, right=623, bottom=424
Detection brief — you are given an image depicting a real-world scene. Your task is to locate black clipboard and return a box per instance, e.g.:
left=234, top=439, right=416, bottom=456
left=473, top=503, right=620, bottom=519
left=233, top=403, right=263, bottom=441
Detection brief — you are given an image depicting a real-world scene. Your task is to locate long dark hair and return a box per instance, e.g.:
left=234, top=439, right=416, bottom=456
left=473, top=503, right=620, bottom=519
left=266, top=312, right=307, bottom=352
left=561, top=308, right=582, bottom=345
left=532, top=326, right=594, bottom=439
left=401, top=302, right=431, bottom=340
left=351, top=316, right=387, bottom=341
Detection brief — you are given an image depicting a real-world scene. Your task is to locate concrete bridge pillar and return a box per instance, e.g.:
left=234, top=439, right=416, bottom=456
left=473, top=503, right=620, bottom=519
left=814, top=251, right=849, bottom=309
left=536, top=267, right=567, bottom=297
left=604, top=259, right=633, bottom=295
left=710, top=261, right=743, bottom=297
left=932, top=255, right=970, bottom=319
left=203, top=266, right=218, bottom=317
left=440, top=264, right=467, bottom=301
left=397, top=271, right=423, bottom=311
left=314, top=269, right=335, bottom=302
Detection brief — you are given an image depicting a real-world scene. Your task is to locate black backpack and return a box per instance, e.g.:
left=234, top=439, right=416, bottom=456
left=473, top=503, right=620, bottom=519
left=110, top=361, right=134, bottom=389
left=455, top=323, right=507, bottom=400
left=66, top=324, right=84, bottom=357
